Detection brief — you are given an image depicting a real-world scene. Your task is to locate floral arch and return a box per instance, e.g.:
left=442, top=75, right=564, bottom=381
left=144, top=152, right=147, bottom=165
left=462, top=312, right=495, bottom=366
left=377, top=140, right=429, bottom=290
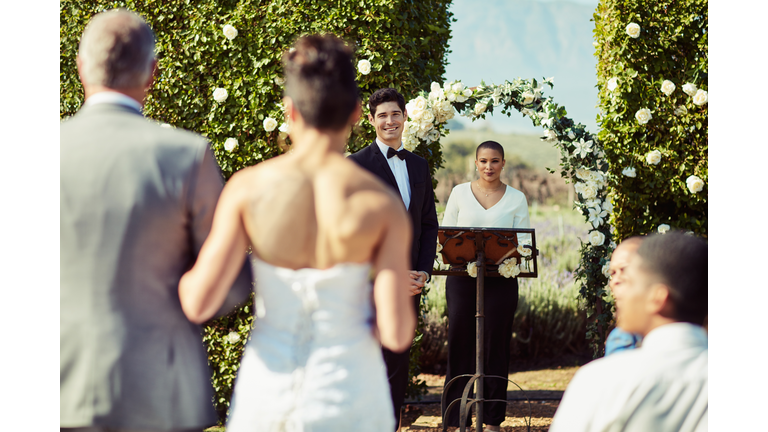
left=406, top=78, right=615, bottom=352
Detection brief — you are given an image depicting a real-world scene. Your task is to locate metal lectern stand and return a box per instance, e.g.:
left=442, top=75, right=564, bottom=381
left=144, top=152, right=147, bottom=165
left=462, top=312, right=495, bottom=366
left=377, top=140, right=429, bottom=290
left=432, top=227, right=538, bottom=432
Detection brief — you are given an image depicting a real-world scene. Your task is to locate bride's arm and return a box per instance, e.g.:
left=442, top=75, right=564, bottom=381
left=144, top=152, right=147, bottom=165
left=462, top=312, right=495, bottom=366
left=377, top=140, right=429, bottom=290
left=373, top=205, right=416, bottom=353
left=179, top=174, right=250, bottom=324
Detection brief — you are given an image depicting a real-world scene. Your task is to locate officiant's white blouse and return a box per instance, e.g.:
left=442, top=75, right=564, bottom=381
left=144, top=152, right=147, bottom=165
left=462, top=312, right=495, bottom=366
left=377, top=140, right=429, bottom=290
left=441, top=182, right=530, bottom=229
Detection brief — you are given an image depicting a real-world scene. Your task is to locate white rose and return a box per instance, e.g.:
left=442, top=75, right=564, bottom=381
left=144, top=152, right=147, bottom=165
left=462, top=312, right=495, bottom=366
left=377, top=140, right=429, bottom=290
left=473, top=103, right=487, bottom=116
left=580, top=182, right=598, bottom=199
left=467, top=262, right=478, bottom=278
left=626, top=22, right=641, bottom=38
left=223, top=24, right=238, bottom=40
left=431, top=82, right=441, bottom=93
left=673, top=105, right=688, bottom=116
left=602, top=262, right=611, bottom=278
left=408, top=107, right=424, bottom=121
left=622, top=167, right=636, bottom=178
left=420, top=109, right=435, bottom=124
left=521, top=90, right=535, bottom=105
left=274, top=77, right=286, bottom=86
left=412, top=96, right=428, bottom=112
left=279, top=122, right=290, bottom=133
left=635, top=108, right=652, bottom=125
left=693, top=89, right=708, bottom=106
left=403, top=137, right=419, bottom=152
left=213, top=87, right=228, bottom=103
left=686, top=175, right=705, bottom=193
left=588, top=230, right=606, bottom=246
left=517, top=244, right=532, bottom=257
left=607, top=77, right=618, bottom=92
left=447, top=92, right=456, bottom=102
left=436, top=240, right=443, bottom=253
left=682, top=83, right=698, bottom=96
left=357, top=59, right=371, bottom=75
left=463, top=88, right=473, bottom=97
left=660, top=80, right=676, bottom=96
left=575, top=168, right=592, bottom=180
left=263, top=117, right=278, bottom=132
left=646, top=150, right=662, bottom=165
left=657, top=224, right=671, bottom=234
left=224, top=138, right=238, bottom=152
left=226, top=331, right=241, bottom=344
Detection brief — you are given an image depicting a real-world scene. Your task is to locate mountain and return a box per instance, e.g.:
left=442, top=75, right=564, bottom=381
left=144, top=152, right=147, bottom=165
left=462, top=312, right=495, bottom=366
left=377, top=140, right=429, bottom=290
left=444, top=0, right=600, bottom=134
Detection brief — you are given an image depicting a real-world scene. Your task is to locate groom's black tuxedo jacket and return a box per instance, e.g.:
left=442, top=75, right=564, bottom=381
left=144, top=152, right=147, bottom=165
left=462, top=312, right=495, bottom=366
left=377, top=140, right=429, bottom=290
left=348, top=141, right=439, bottom=277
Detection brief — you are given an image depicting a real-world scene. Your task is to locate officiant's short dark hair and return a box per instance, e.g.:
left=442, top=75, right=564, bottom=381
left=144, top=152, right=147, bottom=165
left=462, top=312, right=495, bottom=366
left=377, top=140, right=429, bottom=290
left=283, top=35, right=359, bottom=131
left=369, top=88, right=405, bottom=117
left=637, top=231, right=707, bottom=325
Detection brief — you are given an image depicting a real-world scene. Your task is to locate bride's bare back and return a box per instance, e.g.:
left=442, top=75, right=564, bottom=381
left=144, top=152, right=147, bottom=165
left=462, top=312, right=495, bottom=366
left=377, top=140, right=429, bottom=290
left=234, top=152, right=407, bottom=269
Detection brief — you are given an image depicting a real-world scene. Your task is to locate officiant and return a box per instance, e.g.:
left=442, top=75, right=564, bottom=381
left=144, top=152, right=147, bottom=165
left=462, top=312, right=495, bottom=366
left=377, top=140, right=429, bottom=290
left=440, top=140, right=531, bottom=431
left=348, top=87, right=439, bottom=431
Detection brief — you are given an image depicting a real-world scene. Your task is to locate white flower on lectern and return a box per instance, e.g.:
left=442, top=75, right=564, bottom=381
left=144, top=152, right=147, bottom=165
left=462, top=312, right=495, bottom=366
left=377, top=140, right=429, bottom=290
left=499, top=258, right=521, bottom=278
left=467, top=262, right=478, bottom=278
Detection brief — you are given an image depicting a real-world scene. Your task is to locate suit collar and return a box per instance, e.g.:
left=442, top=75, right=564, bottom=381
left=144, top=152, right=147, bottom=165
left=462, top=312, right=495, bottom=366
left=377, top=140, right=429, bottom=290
left=369, top=141, right=399, bottom=188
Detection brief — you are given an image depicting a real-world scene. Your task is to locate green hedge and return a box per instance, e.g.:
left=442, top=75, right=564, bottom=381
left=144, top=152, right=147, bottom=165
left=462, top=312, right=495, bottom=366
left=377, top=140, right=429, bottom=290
left=593, top=0, right=708, bottom=240
left=61, top=0, right=454, bottom=422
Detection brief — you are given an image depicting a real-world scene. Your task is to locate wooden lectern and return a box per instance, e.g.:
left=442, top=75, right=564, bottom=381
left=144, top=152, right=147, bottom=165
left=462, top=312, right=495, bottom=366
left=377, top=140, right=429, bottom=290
left=432, top=227, right=538, bottom=432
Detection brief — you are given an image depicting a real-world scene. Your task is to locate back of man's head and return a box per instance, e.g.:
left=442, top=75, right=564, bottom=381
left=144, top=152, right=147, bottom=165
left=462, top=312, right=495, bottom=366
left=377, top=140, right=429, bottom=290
left=78, top=9, right=156, bottom=89
left=636, top=231, right=707, bottom=325
left=283, top=35, right=359, bottom=131
left=368, top=88, right=406, bottom=117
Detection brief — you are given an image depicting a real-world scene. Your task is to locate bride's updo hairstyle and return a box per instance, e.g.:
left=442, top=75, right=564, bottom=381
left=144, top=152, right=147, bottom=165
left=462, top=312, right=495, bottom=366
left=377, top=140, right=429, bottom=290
left=283, top=35, right=359, bottom=131
left=476, top=140, right=505, bottom=160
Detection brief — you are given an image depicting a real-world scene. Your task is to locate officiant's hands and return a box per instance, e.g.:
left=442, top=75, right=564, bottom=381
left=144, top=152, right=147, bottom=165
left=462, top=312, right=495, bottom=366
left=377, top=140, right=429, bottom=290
left=408, top=270, right=427, bottom=295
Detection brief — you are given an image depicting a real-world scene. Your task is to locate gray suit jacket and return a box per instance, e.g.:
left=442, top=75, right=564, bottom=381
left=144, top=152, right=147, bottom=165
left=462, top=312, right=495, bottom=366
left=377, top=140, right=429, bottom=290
left=60, top=102, right=252, bottom=429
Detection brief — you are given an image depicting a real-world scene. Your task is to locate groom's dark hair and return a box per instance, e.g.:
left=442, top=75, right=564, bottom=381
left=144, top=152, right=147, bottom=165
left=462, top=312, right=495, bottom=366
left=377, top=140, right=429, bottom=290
left=636, top=231, right=708, bottom=325
left=283, top=34, right=359, bottom=131
left=369, top=88, right=406, bottom=117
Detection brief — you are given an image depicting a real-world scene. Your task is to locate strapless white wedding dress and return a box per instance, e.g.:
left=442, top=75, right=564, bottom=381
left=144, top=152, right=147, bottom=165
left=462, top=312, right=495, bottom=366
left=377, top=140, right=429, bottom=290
left=226, top=257, right=395, bottom=432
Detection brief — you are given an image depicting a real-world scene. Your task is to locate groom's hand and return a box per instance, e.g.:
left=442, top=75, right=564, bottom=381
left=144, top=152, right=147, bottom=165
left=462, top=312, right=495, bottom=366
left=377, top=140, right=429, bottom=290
left=408, top=270, right=426, bottom=296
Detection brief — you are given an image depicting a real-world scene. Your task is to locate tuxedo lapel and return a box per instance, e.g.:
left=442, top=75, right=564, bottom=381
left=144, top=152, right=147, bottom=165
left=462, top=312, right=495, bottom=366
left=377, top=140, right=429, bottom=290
left=369, top=142, right=399, bottom=190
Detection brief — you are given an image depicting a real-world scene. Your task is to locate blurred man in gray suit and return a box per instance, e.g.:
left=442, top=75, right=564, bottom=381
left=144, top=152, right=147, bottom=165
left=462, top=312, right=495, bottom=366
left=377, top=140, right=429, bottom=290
left=60, top=9, right=252, bottom=432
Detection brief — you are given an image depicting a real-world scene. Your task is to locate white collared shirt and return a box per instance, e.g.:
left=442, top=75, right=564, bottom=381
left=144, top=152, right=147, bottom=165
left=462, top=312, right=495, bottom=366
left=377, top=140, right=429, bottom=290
left=550, top=323, right=708, bottom=432
left=376, top=138, right=411, bottom=210
left=84, top=91, right=143, bottom=113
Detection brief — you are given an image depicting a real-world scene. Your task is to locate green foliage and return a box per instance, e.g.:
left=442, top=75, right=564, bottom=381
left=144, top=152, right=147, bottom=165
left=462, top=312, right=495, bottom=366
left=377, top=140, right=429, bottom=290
left=593, top=0, right=708, bottom=239
left=61, top=0, right=453, bottom=422
left=201, top=293, right=255, bottom=423
left=60, top=0, right=453, bottom=181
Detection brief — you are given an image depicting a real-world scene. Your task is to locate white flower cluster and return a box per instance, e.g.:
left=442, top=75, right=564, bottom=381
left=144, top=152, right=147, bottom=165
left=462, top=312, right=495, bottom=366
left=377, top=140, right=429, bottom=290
left=498, top=258, right=521, bottom=278
left=682, top=83, right=708, bottom=106
left=401, top=81, right=466, bottom=151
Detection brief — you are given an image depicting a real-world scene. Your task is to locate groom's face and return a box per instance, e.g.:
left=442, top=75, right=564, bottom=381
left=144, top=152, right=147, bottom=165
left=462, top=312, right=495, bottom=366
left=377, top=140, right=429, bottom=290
left=368, top=101, right=406, bottom=147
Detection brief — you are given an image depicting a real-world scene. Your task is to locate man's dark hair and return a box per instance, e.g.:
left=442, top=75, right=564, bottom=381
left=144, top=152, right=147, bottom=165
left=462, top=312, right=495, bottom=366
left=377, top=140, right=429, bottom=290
left=637, top=231, right=707, bottom=325
left=283, top=35, right=359, bottom=131
left=368, top=88, right=405, bottom=117
left=476, top=140, right=505, bottom=160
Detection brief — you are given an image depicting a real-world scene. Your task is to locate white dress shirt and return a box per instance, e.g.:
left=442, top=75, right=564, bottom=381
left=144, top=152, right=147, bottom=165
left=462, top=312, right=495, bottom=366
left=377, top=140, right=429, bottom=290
left=550, top=323, right=708, bottom=432
left=84, top=90, right=143, bottom=112
left=441, top=182, right=530, bottom=229
left=376, top=139, right=411, bottom=210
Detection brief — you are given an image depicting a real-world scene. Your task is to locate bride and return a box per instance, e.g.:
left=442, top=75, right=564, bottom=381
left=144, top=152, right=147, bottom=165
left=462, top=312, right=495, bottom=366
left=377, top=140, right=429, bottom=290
left=178, top=35, right=415, bottom=431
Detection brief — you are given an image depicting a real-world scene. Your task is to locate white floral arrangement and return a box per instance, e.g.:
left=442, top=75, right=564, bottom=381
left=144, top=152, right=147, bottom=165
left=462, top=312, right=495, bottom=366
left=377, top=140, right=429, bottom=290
left=400, top=80, right=468, bottom=151
left=498, top=258, right=521, bottom=278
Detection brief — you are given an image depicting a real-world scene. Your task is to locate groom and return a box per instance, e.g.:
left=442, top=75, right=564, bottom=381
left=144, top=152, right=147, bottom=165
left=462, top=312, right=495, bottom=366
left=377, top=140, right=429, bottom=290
left=348, top=88, right=439, bottom=430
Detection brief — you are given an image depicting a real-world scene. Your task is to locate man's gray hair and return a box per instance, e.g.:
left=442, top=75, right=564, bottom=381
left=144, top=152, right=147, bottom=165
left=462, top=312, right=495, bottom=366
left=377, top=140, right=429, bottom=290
left=78, top=9, right=156, bottom=89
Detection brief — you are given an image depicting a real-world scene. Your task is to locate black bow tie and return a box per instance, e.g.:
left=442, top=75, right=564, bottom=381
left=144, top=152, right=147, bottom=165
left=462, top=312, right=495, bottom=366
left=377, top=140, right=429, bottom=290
left=386, top=147, right=407, bottom=160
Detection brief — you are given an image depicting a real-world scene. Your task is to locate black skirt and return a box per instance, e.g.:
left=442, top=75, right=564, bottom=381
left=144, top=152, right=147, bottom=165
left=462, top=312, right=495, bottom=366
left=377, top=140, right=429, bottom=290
left=442, top=275, right=519, bottom=427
